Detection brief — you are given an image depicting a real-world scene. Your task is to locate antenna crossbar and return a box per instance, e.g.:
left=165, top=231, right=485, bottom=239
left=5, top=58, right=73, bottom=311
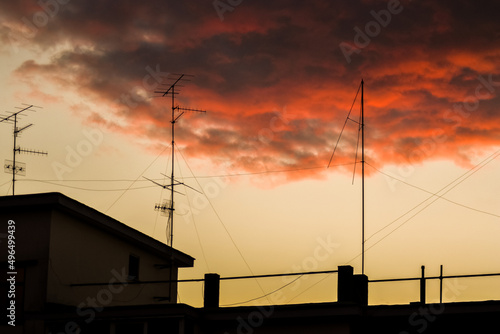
left=148, top=73, right=207, bottom=301
left=175, top=107, right=207, bottom=113
left=16, top=148, right=48, bottom=155
left=1, top=104, right=46, bottom=195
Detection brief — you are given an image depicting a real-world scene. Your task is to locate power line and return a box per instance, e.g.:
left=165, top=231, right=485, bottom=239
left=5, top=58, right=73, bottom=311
left=17, top=179, right=158, bottom=192
left=152, top=147, right=173, bottom=246
left=220, top=269, right=339, bottom=306
left=175, top=144, right=273, bottom=305
left=365, top=161, right=500, bottom=219
left=3, top=160, right=351, bottom=195
left=286, top=149, right=500, bottom=304
left=367, top=151, right=500, bottom=251
left=106, top=145, right=171, bottom=213
left=175, top=146, right=211, bottom=273
left=364, top=149, right=500, bottom=246
left=9, top=162, right=352, bottom=185
left=222, top=275, right=304, bottom=307
left=0, top=180, right=11, bottom=188
left=285, top=274, right=331, bottom=304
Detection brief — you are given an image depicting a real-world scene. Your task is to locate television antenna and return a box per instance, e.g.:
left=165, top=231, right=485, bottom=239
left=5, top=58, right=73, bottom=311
left=147, top=73, right=206, bottom=248
left=1, top=104, right=48, bottom=196
left=145, top=74, right=206, bottom=301
left=154, top=199, right=171, bottom=217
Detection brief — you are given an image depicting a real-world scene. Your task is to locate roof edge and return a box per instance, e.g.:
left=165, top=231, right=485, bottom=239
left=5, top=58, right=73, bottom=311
left=0, top=192, right=194, bottom=267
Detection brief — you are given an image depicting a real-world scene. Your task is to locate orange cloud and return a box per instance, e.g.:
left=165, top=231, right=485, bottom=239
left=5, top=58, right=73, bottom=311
left=2, top=0, right=500, bottom=184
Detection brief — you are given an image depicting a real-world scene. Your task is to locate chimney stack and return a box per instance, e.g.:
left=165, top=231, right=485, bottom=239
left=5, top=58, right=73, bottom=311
left=204, top=273, right=220, bottom=308
left=337, top=265, right=368, bottom=306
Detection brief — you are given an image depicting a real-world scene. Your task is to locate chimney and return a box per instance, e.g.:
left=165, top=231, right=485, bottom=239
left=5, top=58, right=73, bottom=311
left=420, top=265, right=426, bottom=304
left=204, top=273, right=220, bottom=308
left=337, top=265, right=368, bottom=306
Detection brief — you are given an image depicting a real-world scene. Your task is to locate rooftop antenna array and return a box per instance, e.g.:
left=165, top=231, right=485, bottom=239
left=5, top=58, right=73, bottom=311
left=145, top=74, right=206, bottom=301
left=1, top=104, right=48, bottom=196
left=147, top=74, right=207, bottom=247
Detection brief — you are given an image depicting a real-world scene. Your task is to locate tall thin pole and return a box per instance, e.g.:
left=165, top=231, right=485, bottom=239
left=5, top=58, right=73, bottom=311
left=169, top=82, right=176, bottom=302
left=153, top=74, right=206, bottom=302
left=170, top=83, right=175, bottom=249
left=12, top=114, right=17, bottom=196
left=361, top=79, right=365, bottom=275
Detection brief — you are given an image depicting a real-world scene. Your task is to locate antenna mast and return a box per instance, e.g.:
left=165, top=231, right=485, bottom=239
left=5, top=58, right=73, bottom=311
left=327, top=79, right=366, bottom=274
left=146, top=74, right=206, bottom=301
left=361, top=79, right=365, bottom=275
left=1, top=104, right=48, bottom=195
left=155, top=74, right=206, bottom=249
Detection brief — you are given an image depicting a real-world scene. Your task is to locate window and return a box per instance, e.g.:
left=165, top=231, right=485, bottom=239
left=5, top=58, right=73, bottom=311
left=128, top=254, right=140, bottom=281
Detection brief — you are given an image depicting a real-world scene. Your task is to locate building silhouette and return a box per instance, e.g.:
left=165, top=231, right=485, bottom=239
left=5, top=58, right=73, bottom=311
left=0, top=192, right=193, bottom=333
left=1, top=192, right=499, bottom=333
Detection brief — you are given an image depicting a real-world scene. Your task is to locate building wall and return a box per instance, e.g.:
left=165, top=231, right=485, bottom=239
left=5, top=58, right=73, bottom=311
left=46, top=209, right=178, bottom=307
left=0, top=209, right=52, bottom=312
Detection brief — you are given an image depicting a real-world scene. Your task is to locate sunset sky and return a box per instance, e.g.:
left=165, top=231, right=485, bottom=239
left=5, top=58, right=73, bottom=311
left=1, top=0, right=499, bottom=307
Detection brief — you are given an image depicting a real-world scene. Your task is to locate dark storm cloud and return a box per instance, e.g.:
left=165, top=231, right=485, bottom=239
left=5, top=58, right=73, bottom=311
left=1, top=0, right=499, bottom=180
